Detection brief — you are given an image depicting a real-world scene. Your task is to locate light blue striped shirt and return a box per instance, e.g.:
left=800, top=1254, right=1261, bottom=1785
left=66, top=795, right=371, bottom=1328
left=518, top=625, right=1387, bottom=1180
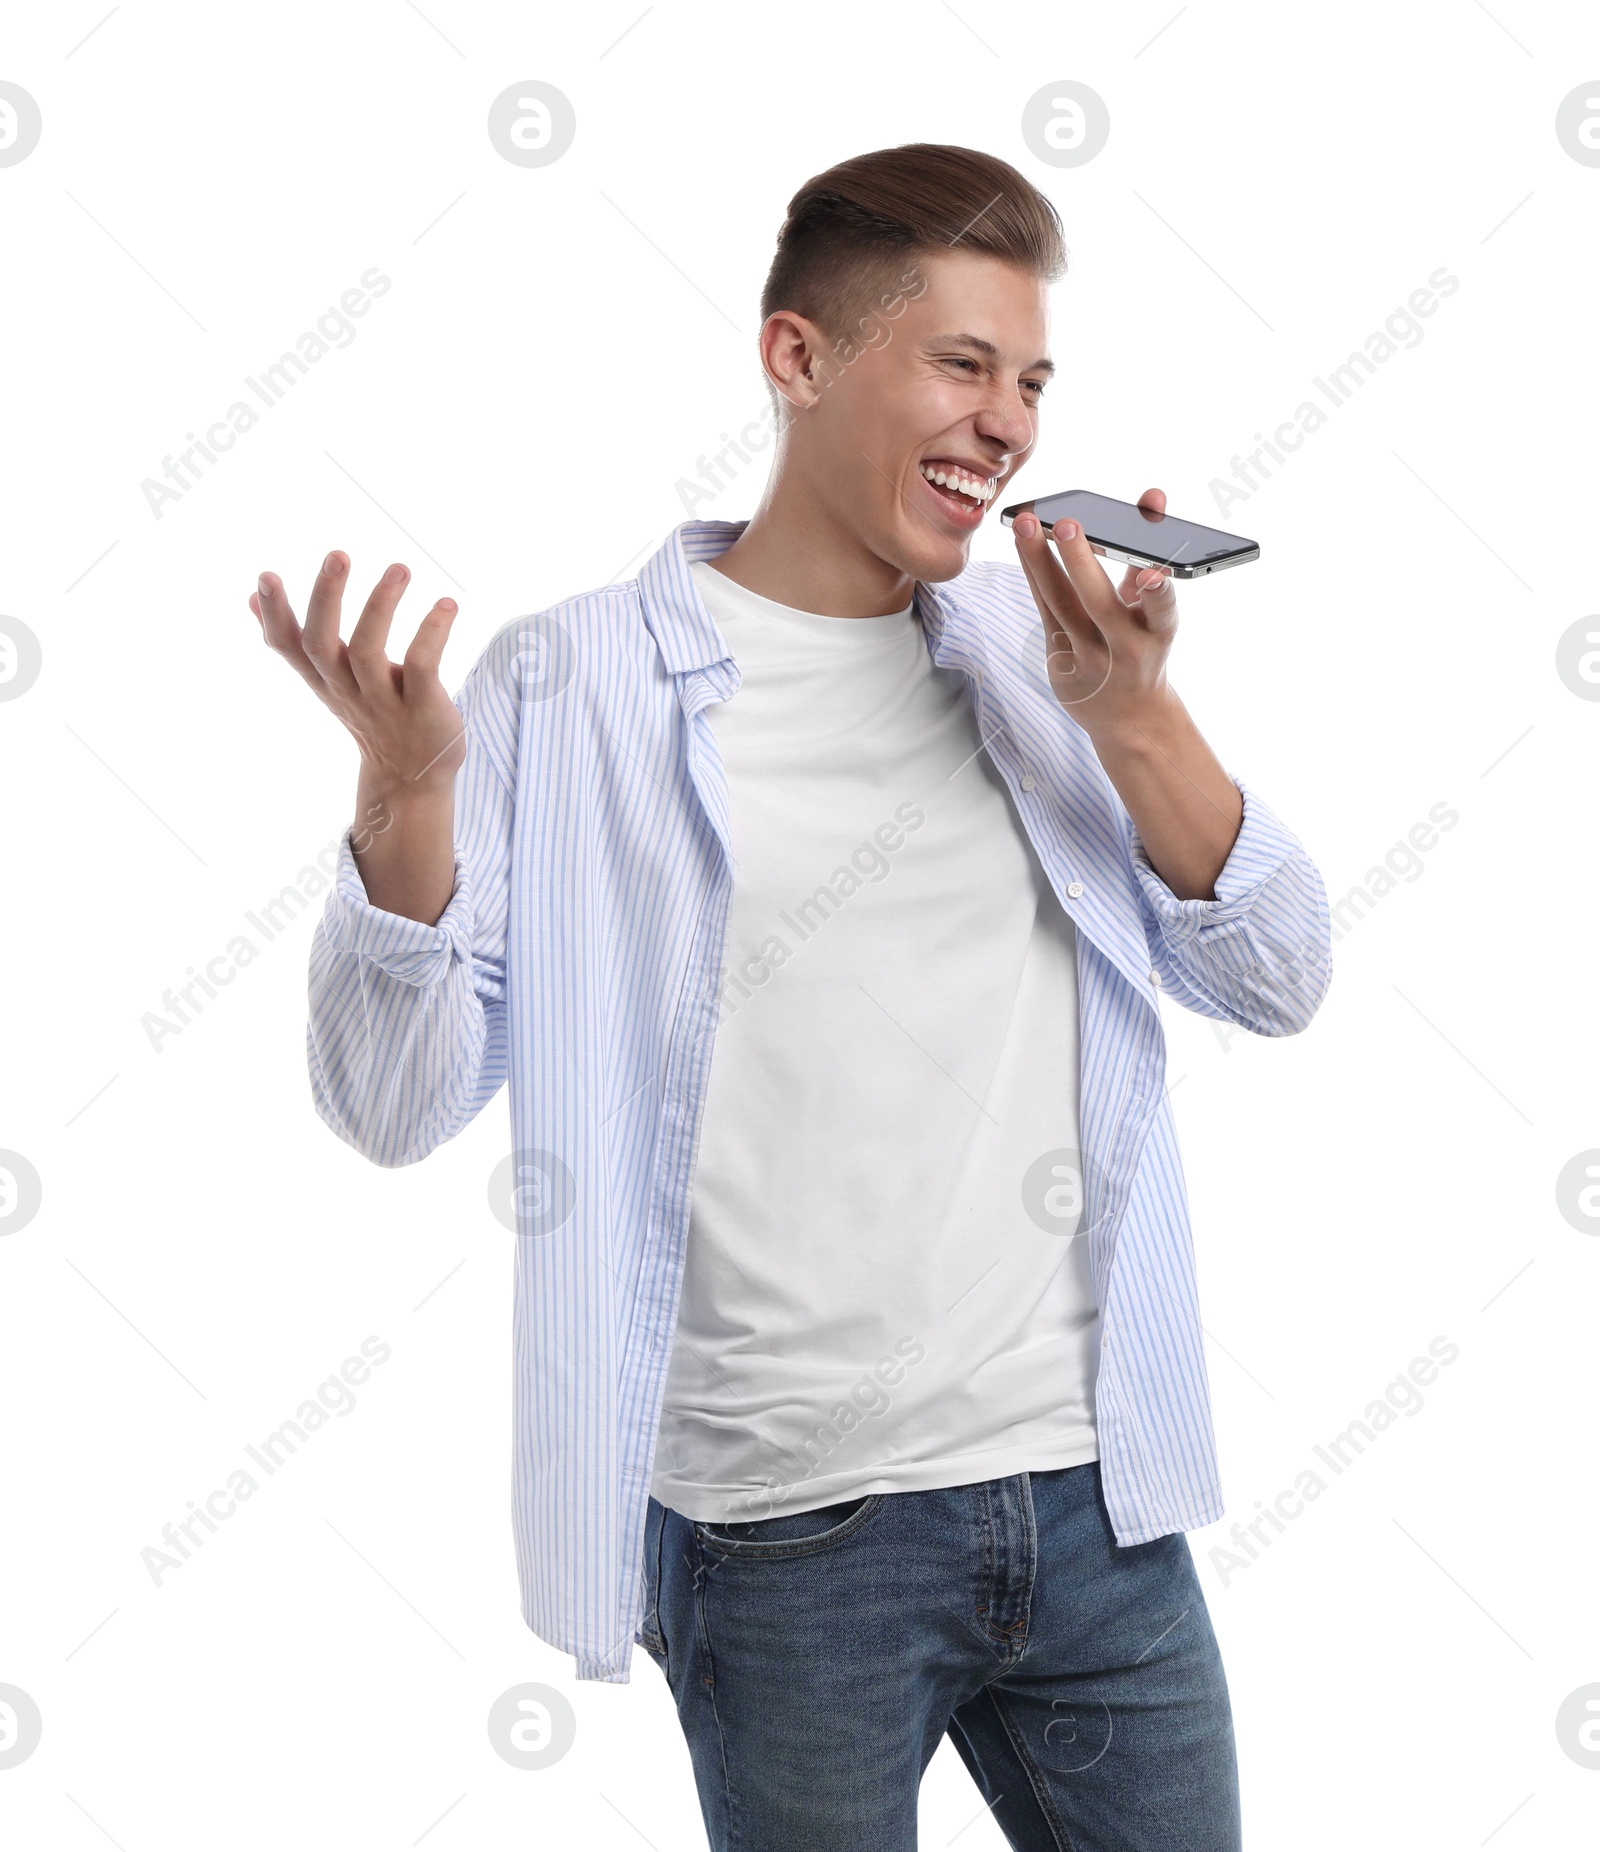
left=306, top=518, right=1332, bottom=1683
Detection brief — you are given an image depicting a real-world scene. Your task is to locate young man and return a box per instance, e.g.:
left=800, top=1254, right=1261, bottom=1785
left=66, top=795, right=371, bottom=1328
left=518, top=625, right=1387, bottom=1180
left=254, top=144, right=1330, bottom=1850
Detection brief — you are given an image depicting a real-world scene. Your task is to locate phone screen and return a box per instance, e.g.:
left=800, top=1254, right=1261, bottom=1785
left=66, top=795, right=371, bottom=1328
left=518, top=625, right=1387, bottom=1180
left=1004, top=490, right=1256, bottom=568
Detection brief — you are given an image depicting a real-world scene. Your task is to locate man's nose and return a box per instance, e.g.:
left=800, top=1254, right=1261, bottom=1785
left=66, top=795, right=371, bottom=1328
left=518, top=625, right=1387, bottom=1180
left=975, top=391, right=1037, bottom=459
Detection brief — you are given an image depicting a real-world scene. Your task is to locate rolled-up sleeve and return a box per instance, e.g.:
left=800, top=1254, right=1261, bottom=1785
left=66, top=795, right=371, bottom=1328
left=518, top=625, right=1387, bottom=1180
left=321, top=832, right=478, bottom=987
left=1130, top=774, right=1331, bottom=1035
left=306, top=653, right=515, bottom=1166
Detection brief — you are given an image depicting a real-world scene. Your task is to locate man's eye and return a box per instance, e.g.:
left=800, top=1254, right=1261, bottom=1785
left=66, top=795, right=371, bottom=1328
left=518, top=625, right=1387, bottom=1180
left=1024, top=380, right=1047, bottom=398
left=943, top=356, right=979, bottom=372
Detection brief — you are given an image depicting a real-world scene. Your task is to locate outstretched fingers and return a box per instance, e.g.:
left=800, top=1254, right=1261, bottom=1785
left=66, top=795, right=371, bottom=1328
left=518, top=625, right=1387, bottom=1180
left=400, top=596, right=459, bottom=688
left=345, top=562, right=416, bottom=706
left=253, top=568, right=354, bottom=698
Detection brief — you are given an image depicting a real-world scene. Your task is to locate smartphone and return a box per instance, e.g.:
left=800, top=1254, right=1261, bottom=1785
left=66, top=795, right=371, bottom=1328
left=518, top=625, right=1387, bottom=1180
left=999, top=490, right=1259, bottom=578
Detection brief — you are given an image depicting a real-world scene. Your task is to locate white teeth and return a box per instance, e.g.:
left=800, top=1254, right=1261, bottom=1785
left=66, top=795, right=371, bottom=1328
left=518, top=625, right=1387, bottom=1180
left=918, top=466, right=992, bottom=511
left=920, top=462, right=995, bottom=504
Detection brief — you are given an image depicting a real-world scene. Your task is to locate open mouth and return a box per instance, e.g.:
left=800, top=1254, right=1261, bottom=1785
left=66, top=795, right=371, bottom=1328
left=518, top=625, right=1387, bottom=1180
left=917, top=459, right=999, bottom=528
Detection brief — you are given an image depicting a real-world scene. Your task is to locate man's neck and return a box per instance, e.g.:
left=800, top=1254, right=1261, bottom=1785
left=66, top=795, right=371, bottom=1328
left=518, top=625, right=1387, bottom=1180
left=706, top=478, right=917, bottom=619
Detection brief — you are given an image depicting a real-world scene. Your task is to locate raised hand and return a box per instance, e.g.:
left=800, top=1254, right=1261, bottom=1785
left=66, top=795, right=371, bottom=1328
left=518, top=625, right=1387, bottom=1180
left=1012, top=485, right=1243, bottom=899
left=249, top=553, right=464, bottom=922
left=1011, top=487, right=1178, bottom=735
left=251, top=553, right=465, bottom=807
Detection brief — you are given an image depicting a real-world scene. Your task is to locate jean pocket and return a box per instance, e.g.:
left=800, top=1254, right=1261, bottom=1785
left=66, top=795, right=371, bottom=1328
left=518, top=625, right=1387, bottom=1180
left=692, top=1492, right=884, bottom=1560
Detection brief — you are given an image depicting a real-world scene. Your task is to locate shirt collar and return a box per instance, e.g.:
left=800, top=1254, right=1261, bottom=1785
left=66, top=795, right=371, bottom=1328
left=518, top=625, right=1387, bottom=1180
left=638, top=519, right=958, bottom=674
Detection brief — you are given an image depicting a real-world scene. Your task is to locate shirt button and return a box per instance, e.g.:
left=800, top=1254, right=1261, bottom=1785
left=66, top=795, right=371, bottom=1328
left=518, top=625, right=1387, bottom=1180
left=1066, top=881, right=1084, bottom=898
left=1149, top=968, right=1160, bottom=984
left=1020, top=773, right=1036, bottom=791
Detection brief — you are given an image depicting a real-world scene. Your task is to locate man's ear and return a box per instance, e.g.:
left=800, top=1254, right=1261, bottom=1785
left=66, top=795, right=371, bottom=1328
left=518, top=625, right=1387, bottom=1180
left=760, top=309, right=824, bottom=412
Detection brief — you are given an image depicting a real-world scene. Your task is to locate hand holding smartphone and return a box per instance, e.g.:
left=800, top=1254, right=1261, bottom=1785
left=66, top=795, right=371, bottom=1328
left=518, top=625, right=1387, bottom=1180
left=1000, top=489, right=1258, bottom=579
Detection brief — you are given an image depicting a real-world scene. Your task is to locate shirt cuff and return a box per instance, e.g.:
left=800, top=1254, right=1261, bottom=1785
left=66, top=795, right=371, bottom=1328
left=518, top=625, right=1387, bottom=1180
left=1129, top=776, right=1299, bottom=942
left=320, top=825, right=476, bottom=986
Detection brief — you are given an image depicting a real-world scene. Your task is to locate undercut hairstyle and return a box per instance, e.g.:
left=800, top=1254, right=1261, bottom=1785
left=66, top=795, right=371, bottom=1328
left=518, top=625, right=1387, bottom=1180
left=760, top=143, right=1068, bottom=349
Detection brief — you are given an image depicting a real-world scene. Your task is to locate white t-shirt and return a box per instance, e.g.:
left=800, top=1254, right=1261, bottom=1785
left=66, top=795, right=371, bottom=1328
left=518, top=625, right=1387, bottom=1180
left=649, top=560, right=1098, bottom=1524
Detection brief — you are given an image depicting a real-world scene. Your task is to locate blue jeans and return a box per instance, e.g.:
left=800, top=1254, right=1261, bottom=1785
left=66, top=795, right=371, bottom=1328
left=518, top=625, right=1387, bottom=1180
left=638, top=1460, right=1240, bottom=1850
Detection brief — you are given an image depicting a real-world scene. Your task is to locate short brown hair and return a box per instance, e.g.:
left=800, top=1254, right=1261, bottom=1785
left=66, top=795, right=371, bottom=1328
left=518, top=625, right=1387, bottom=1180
left=760, top=142, right=1067, bottom=340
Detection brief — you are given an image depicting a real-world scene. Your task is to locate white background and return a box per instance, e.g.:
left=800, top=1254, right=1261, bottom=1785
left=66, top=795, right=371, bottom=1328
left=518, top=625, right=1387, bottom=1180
left=2, top=1, right=1597, bottom=1846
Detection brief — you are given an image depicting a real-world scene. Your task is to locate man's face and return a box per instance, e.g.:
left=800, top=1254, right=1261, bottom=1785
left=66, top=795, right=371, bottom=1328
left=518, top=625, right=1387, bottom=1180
left=774, top=249, right=1052, bottom=584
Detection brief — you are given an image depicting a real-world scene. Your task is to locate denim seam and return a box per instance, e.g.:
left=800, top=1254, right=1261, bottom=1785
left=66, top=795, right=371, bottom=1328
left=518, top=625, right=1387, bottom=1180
left=691, top=1528, right=740, bottom=1849
left=643, top=1503, right=669, bottom=1666
left=1012, top=1472, right=1040, bottom=1653
left=975, top=1483, right=999, bottom=1644
left=983, top=1684, right=1077, bottom=1851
